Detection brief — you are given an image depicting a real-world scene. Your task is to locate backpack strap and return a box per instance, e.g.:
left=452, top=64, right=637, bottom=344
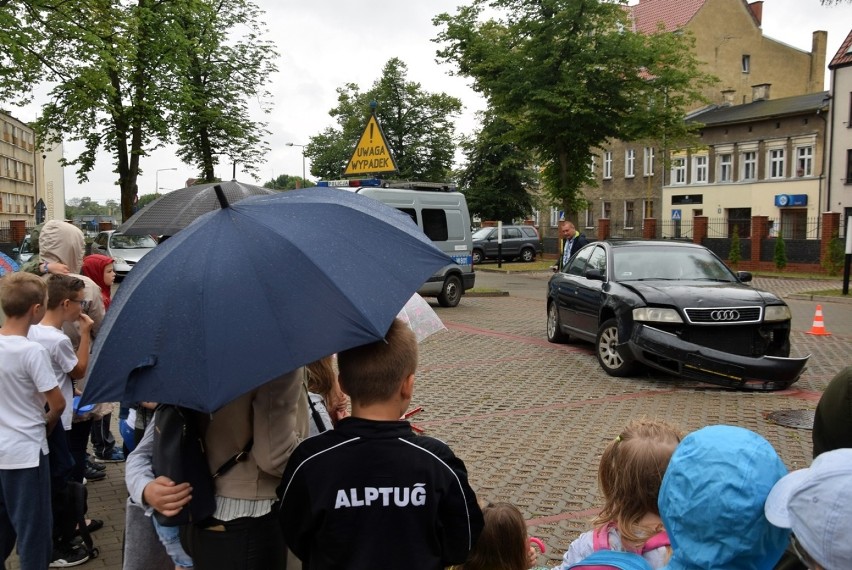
left=592, top=523, right=613, bottom=551
left=639, top=530, right=670, bottom=553
left=211, top=439, right=254, bottom=479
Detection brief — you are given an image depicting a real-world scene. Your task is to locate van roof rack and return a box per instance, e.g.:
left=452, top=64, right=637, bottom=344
left=317, top=178, right=457, bottom=192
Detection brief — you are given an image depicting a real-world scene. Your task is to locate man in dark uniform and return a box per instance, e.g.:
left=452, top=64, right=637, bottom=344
left=554, top=220, right=589, bottom=272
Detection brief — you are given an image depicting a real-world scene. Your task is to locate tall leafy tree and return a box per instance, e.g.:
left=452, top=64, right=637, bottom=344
left=0, top=0, right=276, bottom=219
left=305, top=58, right=462, bottom=181
left=263, top=174, right=310, bottom=190
left=458, top=111, right=537, bottom=222
left=434, top=0, right=714, bottom=219
left=171, top=0, right=276, bottom=182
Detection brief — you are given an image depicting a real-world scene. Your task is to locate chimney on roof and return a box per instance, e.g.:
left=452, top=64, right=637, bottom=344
left=752, top=83, right=771, bottom=102
left=721, top=89, right=736, bottom=107
left=810, top=31, right=827, bottom=92
left=748, top=1, right=763, bottom=26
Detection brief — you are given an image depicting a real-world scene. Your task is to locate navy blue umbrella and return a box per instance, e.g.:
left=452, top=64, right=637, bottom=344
left=81, top=186, right=452, bottom=413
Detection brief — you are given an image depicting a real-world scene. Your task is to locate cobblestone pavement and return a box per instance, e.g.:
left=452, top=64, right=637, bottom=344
left=8, top=276, right=850, bottom=569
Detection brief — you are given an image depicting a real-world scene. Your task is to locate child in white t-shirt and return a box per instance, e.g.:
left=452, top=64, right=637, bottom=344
left=28, top=274, right=94, bottom=433
left=0, top=272, right=66, bottom=569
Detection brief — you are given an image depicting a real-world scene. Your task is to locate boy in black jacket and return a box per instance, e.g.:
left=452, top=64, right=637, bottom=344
left=277, top=318, right=483, bottom=570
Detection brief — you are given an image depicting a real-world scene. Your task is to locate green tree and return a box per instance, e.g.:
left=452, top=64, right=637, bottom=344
left=434, top=0, right=714, bottom=219
left=263, top=174, right=309, bottom=190
left=458, top=111, right=537, bottom=222
left=0, top=0, right=276, bottom=220
left=774, top=235, right=787, bottom=271
left=171, top=0, right=277, bottom=182
left=136, top=193, right=161, bottom=209
left=728, top=226, right=741, bottom=268
left=305, top=58, right=462, bottom=181
left=65, top=197, right=107, bottom=219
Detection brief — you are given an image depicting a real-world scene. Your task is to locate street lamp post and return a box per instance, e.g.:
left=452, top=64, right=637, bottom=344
left=286, top=143, right=306, bottom=184
left=155, top=168, right=178, bottom=195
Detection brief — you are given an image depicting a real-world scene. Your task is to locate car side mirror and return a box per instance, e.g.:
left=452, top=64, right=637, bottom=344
left=11, top=247, right=19, bottom=254
left=736, top=271, right=753, bottom=283
left=585, top=268, right=605, bottom=281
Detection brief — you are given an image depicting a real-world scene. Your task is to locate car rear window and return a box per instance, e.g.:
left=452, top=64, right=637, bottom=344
left=522, top=227, right=538, bottom=238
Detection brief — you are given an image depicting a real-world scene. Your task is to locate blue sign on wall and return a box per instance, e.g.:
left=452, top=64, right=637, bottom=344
left=671, top=209, right=682, bottom=221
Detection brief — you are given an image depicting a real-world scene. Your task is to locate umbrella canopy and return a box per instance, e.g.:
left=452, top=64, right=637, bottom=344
left=0, top=252, right=19, bottom=276
left=396, top=294, right=446, bottom=343
left=117, top=180, right=276, bottom=236
left=81, top=186, right=452, bottom=413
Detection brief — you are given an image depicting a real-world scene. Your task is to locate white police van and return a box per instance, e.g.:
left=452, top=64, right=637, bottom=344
left=318, top=178, right=475, bottom=307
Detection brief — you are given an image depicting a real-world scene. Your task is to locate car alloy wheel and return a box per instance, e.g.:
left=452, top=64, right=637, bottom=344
left=547, top=301, right=568, bottom=343
left=520, top=247, right=535, bottom=262
left=595, top=318, right=639, bottom=377
left=472, top=249, right=484, bottom=264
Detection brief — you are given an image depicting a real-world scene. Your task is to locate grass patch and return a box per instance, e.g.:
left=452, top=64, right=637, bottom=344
left=752, top=270, right=839, bottom=280
left=475, top=260, right=553, bottom=272
left=467, top=287, right=503, bottom=293
left=800, top=289, right=847, bottom=297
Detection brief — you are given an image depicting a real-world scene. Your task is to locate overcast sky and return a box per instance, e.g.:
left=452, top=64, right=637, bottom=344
left=14, top=0, right=852, bottom=203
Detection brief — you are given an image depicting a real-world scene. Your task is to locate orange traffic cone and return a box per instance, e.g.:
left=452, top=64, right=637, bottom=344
left=806, top=304, right=831, bottom=336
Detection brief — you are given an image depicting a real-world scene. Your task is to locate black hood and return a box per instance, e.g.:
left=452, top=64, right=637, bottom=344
left=622, top=280, right=783, bottom=307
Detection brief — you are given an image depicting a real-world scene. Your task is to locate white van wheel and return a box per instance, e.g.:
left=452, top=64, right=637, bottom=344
left=437, top=275, right=462, bottom=307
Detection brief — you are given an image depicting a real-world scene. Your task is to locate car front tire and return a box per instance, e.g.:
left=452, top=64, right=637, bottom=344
left=520, top=247, right=535, bottom=262
left=596, top=318, right=639, bottom=377
left=547, top=301, right=569, bottom=343
left=437, top=275, right=462, bottom=308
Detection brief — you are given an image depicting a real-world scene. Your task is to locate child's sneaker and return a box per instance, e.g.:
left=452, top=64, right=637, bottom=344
left=86, top=458, right=106, bottom=472
left=49, top=544, right=90, bottom=567
left=94, top=449, right=125, bottom=462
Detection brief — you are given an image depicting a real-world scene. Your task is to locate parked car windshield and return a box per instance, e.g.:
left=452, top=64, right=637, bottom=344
left=472, top=228, right=494, bottom=239
left=110, top=234, right=157, bottom=249
left=613, top=246, right=735, bottom=282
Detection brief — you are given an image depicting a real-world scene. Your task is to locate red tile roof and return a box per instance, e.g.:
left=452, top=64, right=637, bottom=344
left=628, top=0, right=761, bottom=34
left=828, top=29, right=852, bottom=69
left=629, top=0, right=708, bottom=33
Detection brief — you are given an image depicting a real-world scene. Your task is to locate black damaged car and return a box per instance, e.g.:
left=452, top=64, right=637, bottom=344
left=546, top=240, right=808, bottom=390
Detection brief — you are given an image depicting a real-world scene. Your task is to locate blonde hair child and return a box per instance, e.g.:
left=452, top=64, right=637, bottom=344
left=556, top=419, right=683, bottom=569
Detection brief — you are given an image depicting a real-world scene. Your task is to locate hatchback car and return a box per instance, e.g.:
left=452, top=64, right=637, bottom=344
left=546, top=240, right=808, bottom=390
left=90, top=230, right=157, bottom=281
left=471, top=225, right=541, bottom=263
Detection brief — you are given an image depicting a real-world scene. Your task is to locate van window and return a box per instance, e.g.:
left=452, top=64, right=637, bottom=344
left=397, top=208, right=417, bottom=225
left=422, top=209, right=449, bottom=241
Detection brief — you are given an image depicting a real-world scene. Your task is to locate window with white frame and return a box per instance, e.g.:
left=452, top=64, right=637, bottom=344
left=643, top=147, right=654, bottom=177
left=624, top=201, right=635, bottom=227
left=625, top=149, right=635, bottom=178
left=603, top=151, right=612, bottom=179
left=550, top=207, right=560, bottom=227
left=795, top=145, right=813, bottom=177
left=693, top=155, right=708, bottom=184
left=768, top=147, right=786, bottom=179
left=603, top=201, right=612, bottom=219
left=718, top=153, right=733, bottom=182
left=671, top=156, right=686, bottom=184
left=741, top=150, right=757, bottom=181
left=590, top=155, right=596, bottom=175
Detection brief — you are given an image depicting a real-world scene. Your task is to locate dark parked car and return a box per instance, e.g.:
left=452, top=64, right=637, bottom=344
left=546, top=240, right=808, bottom=390
left=472, top=225, right=541, bottom=263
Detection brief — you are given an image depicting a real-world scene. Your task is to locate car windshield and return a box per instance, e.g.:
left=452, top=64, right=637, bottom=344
left=110, top=234, right=157, bottom=249
left=20, top=237, right=32, bottom=254
left=613, top=246, right=735, bottom=282
left=472, top=228, right=494, bottom=239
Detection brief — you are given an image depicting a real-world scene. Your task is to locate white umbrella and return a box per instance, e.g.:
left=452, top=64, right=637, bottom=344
left=396, top=293, right=446, bottom=342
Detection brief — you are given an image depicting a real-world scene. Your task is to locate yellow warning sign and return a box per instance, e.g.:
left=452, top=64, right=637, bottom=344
left=343, top=114, right=398, bottom=176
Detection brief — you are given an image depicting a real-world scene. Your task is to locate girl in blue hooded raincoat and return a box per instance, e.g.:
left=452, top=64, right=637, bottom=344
left=657, top=425, right=790, bottom=570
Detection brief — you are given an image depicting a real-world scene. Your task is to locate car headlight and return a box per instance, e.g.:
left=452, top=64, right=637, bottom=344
left=112, top=255, right=127, bottom=266
left=764, top=305, right=791, bottom=322
left=632, top=307, right=683, bottom=323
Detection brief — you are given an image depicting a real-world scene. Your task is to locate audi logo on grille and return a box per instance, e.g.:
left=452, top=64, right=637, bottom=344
left=710, top=310, right=740, bottom=321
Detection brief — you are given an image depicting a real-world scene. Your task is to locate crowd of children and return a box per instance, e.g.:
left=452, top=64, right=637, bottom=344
left=2, top=224, right=851, bottom=570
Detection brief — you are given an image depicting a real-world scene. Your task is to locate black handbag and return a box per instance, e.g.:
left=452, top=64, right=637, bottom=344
left=152, top=405, right=252, bottom=527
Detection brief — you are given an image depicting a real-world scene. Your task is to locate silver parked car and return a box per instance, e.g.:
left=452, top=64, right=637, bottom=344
left=90, top=230, right=157, bottom=281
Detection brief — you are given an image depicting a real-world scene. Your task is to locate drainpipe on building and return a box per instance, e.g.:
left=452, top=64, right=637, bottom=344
left=817, top=92, right=832, bottom=240
left=824, top=75, right=836, bottom=213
